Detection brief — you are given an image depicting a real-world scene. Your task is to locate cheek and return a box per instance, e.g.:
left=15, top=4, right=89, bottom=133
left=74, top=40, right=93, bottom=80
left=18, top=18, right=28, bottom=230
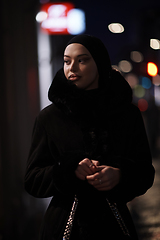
left=85, top=66, right=98, bottom=80
left=63, top=66, right=68, bottom=78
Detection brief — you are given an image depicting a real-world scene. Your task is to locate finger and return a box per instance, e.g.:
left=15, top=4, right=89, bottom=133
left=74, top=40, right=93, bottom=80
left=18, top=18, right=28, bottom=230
left=91, top=160, right=100, bottom=167
left=88, top=177, right=103, bottom=187
left=86, top=172, right=101, bottom=181
left=94, top=178, right=118, bottom=191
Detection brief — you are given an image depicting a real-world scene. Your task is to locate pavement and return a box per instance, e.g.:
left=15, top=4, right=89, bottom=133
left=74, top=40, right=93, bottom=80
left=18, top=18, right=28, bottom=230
left=128, top=158, right=160, bottom=240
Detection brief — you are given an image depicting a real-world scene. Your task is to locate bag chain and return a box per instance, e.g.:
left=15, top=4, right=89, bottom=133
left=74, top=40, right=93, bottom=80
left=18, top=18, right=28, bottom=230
left=106, top=198, right=131, bottom=237
left=63, top=195, right=78, bottom=240
left=63, top=195, right=131, bottom=239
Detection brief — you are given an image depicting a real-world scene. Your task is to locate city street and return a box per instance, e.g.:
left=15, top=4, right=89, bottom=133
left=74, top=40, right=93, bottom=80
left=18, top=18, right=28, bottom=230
left=128, top=158, right=160, bottom=240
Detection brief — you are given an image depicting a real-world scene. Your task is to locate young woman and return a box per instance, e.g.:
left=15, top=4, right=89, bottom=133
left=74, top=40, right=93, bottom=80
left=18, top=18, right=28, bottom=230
left=24, top=34, right=155, bottom=240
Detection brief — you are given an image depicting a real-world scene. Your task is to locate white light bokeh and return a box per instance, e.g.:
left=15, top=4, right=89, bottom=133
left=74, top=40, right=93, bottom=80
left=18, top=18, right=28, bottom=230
left=150, top=39, right=160, bottom=50
left=118, top=60, right=132, bottom=73
left=36, top=11, right=48, bottom=23
left=67, top=9, right=86, bottom=35
left=154, top=86, right=160, bottom=106
left=108, top=23, right=124, bottom=33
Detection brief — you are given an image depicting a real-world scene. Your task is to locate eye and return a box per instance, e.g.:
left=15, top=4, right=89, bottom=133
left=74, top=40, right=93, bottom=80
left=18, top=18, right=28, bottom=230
left=79, top=57, right=90, bottom=64
left=64, top=59, right=70, bottom=65
left=79, top=59, right=85, bottom=63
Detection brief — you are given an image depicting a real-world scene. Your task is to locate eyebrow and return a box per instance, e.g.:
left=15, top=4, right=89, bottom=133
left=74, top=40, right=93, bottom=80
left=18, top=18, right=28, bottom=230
left=64, top=54, right=89, bottom=58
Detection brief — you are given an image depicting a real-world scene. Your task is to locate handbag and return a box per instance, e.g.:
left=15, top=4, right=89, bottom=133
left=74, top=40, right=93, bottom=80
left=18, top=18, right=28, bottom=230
left=63, top=195, right=131, bottom=240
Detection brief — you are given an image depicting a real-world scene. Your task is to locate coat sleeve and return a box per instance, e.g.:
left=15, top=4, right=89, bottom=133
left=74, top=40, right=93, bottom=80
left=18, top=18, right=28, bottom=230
left=108, top=107, right=155, bottom=203
left=24, top=117, right=83, bottom=198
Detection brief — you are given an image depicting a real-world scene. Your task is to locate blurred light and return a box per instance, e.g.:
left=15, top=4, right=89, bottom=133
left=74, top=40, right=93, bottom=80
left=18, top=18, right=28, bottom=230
left=130, top=51, right=143, bottom=63
left=36, top=11, right=48, bottom=22
left=125, top=73, right=138, bottom=88
left=152, top=74, right=160, bottom=86
left=147, top=62, right=158, bottom=76
left=67, top=9, right=86, bottom=34
left=134, top=85, right=145, bottom=98
left=138, top=99, right=148, bottom=112
left=154, top=86, right=160, bottom=106
left=37, top=24, right=52, bottom=109
left=118, top=60, right=132, bottom=73
left=141, top=77, right=152, bottom=89
left=37, top=3, right=85, bottom=35
left=112, top=65, right=121, bottom=72
left=150, top=39, right=160, bottom=50
left=108, top=23, right=124, bottom=33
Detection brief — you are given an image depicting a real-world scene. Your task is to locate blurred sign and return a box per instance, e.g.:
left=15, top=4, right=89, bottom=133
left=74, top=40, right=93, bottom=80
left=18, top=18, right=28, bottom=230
left=38, top=2, right=86, bottom=35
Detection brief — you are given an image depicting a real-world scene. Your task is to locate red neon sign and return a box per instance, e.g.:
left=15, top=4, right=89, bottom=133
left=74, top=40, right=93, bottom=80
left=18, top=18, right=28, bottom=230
left=40, top=2, right=75, bottom=34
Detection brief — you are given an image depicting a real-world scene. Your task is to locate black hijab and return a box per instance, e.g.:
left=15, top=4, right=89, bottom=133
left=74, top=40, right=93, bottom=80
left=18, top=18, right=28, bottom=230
left=48, top=34, right=132, bottom=120
left=66, top=34, right=112, bottom=86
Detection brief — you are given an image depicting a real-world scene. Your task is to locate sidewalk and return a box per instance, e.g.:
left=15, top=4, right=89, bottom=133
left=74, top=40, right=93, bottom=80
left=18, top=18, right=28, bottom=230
left=128, top=158, right=160, bottom=240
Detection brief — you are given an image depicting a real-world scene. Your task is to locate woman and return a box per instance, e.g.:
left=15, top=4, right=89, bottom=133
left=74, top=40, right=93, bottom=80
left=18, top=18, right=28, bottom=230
left=24, top=34, right=155, bottom=240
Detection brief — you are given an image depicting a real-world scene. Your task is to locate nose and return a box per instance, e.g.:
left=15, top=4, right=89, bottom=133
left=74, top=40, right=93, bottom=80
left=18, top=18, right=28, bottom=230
left=70, top=60, right=78, bottom=72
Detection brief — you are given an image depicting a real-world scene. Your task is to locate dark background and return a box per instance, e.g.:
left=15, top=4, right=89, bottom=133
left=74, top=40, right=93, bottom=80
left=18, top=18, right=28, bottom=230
left=1, top=0, right=160, bottom=239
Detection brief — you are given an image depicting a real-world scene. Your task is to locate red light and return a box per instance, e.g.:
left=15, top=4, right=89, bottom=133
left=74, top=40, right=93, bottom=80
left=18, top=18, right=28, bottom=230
left=138, top=99, right=148, bottom=112
left=147, top=62, right=158, bottom=76
left=39, top=2, right=74, bottom=34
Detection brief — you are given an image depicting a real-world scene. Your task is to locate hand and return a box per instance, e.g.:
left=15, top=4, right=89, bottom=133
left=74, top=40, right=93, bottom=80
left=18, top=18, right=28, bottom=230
left=75, top=158, right=100, bottom=181
left=86, top=165, right=121, bottom=191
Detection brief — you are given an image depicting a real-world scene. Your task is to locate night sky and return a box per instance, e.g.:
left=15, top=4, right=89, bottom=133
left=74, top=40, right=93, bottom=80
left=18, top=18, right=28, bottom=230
left=65, top=0, right=160, bottom=65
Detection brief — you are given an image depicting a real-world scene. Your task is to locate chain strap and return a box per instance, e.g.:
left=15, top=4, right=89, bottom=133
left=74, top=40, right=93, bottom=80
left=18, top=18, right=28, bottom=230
left=63, top=195, right=78, bottom=240
left=63, top=195, right=130, bottom=240
left=106, top=198, right=131, bottom=237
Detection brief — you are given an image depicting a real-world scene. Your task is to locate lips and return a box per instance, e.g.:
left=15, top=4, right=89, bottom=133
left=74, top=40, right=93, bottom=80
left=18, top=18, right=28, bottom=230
left=68, top=74, right=81, bottom=81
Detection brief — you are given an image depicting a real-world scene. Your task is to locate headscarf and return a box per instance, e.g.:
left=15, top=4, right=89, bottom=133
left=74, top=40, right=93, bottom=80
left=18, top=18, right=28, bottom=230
left=65, top=34, right=112, bottom=87
left=48, top=34, right=132, bottom=118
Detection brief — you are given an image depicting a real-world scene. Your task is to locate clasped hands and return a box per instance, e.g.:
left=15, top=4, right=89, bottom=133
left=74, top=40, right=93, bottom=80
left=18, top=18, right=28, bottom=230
left=75, top=158, right=121, bottom=191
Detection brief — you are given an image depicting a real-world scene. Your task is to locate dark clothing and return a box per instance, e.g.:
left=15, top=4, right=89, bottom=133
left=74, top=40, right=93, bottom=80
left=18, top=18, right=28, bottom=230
left=24, top=69, right=155, bottom=240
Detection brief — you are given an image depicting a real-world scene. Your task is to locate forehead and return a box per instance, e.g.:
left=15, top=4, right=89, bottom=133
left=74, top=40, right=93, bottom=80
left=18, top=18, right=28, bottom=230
left=64, top=43, right=91, bottom=57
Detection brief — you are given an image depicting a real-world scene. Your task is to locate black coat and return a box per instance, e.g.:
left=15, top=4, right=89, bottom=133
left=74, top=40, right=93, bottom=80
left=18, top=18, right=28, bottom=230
left=24, top=69, right=155, bottom=240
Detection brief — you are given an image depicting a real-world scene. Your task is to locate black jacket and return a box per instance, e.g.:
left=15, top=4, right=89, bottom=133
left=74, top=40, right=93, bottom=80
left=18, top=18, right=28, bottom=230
left=24, top=69, right=155, bottom=240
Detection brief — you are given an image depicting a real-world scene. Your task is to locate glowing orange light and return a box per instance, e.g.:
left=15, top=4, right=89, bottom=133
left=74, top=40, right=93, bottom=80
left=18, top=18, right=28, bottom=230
left=147, top=62, right=158, bottom=76
left=138, top=99, right=148, bottom=112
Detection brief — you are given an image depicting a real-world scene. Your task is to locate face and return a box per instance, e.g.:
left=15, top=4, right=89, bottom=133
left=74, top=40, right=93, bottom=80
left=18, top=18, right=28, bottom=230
left=64, top=43, right=99, bottom=90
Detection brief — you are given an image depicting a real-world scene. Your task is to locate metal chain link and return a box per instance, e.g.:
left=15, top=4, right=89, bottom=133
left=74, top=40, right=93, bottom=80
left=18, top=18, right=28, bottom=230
left=63, top=195, right=78, bottom=240
left=106, top=198, right=131, bottom=237
left=63, top=195, right=131, bottom=239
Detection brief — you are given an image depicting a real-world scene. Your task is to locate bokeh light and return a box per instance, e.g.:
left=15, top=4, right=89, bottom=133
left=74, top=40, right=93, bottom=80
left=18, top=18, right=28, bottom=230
left=147, top=62, right=158, bottom=76
left=67, top=9, right=86, bottom=35
left=36, top=11, right=48, bottom=22
left=154, top=86, right=160, bottom=106
left=108, top=23, right=124, bottom=33
left=125, top=73, right=139, bottom=88
left=150, top=39, right=160, bottom=50
left=118, top=60, right=132, bottom=73
left=141, top=77, right=152, bottom=89
left=130, top=51, right=144, bottom=63
left=112, top=65, right=121, bottom=72
left=152, top=74, right=160, bottom=86
left=134, top=85, right=145, bottom=98
left=138, top=99, right=148, bottom=112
